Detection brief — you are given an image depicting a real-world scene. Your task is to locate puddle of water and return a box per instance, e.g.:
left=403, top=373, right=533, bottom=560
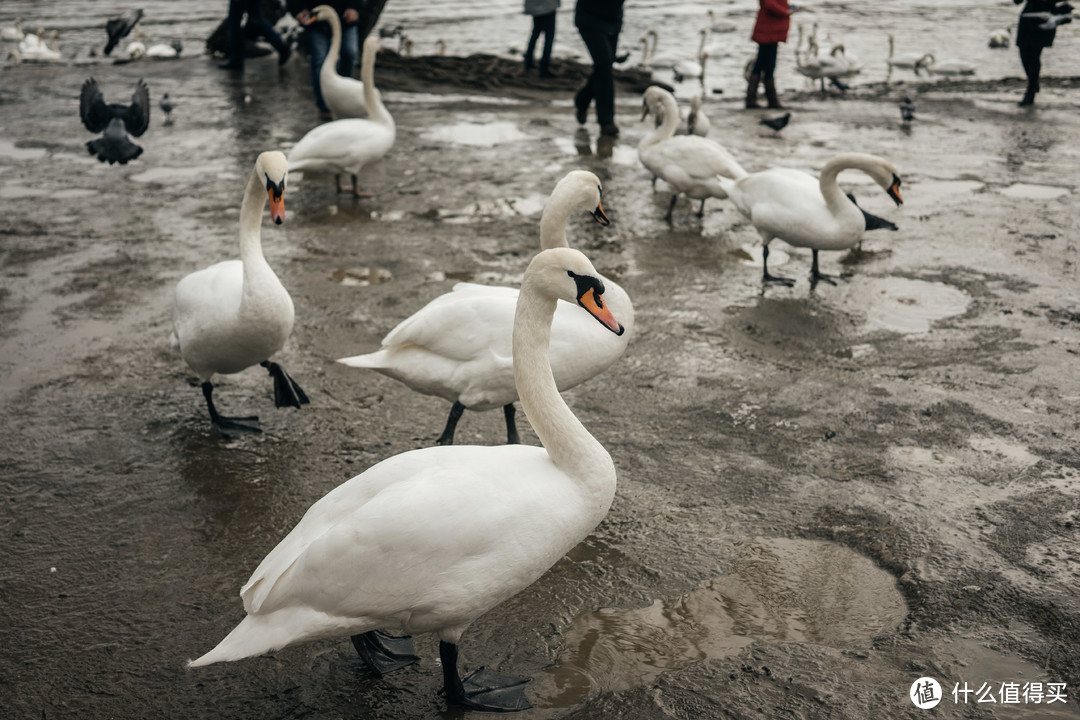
left=0, top=139, right=48, bottom=161
left=907, top=179, right=985, bottom=204
left=330, top=267, right=393, bottom=286
left=836, top=276, right=971, bottom=335
left=53, top=188, right=100, bottom=199
left=130, top=164, right=226, bottom=184
left=437, top=193, right=547, bottom=222
left=967, top=437, right=1040, bottom=468
left=998, top=183, right=1071, bottom=201
left=537, top=538, right=906, bottom=708
left=0, top=185, right=47, bottom=199
left=422, top=121, right=528, bottom=147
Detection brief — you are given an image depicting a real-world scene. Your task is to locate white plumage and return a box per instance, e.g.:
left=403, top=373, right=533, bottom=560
left=308, top=4, right=382, bottom=119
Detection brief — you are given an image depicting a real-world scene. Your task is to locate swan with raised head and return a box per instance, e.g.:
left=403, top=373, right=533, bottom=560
left=188, top=246, right=625, bottom=713
left=718, top=153, right=903, bottom=286
left=687, top=94, right=710, bottom=136
left=287, top=34, right=394, bottom=197
left=1, top=17, right=24, bottom=42
left=886, top=34, right=933, bottom=71
left=18, top=28, right=62, bottom=62
left=796, top=44, right=859, bottom=91
left=337, top=171, right=633, bottom=446
left=639, top=86, right=748, bottom=221
left=307, top=5, right=382, bottom=118
left=172, top=151, right=308, bottom=437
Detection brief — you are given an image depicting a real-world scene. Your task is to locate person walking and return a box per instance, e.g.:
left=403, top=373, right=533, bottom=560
left=573, top=0, right=625, bottom=137
left=746, top=0, right=791, bottom=109
left=219, top=0, right=292, bottom=70
left=289, top=0, right=363, bottom=118
left=1014, top=0, right=1073, bottom=106
left=524, top=0, right=560, bottom=78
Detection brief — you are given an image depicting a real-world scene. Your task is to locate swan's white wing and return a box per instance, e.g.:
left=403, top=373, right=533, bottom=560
left=643, top=136, right=747, bottom=192
left=288, top=119, right=395, bottom=173
left=172, top=260, right=243, bottom=342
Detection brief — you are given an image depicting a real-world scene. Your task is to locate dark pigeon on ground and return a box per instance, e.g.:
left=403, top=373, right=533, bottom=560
left=104, top=8, right=143, bottom=55
left=160, top=92, right=173, bottom=123
left=847, top=192, right=898, bottom=232
left=899, top=96, right=916, bottom=122
left=79, top=77, right=151, bottom=164
left=759, top=111, right=791, bottom=133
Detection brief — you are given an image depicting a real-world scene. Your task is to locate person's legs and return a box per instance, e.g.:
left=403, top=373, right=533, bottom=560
left=756, top=43, right=782, bottom=108
left=579, top=26, right=617, bottom=131
left=338, top=23, right=359, bottom=77
left=306, top=27, right=331, bottom=113
left=538, top=12, right=556, bottom=77
left=1018, top=43, right=1041, bottom=105
left=245, top=0, right=290, bottom=64
left=525, top=16, right=543, bottom=70
left=220, top=0, right=246, bottom=69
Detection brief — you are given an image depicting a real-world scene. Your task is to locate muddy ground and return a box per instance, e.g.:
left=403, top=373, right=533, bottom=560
left=1, top=53, right=1079, bottom=720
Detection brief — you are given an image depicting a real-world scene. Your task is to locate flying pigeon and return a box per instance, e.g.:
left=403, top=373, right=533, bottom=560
left=899, top=96, right=915, bottom=123
left=759, top=112, right=791, bottom=134
left=104, top=8, right=142, bottom=56
left=160, top=92, right=173, bottom=123
left=79, top=77, right=151, bottom=164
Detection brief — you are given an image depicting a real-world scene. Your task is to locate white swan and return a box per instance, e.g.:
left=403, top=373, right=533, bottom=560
left=188, top=246, right=625, bottom=713
left=687, top=94, right=710, bottom=137
left=988, top=28, right=1011, bottom=48
left=886, top=34, right=933, bottom=71
left=17, top=28, right=61, bottom=62
left=919, top=55, right=975, bottom=76
left=644, top=29, right=694, bottom=69
left=718, top=153, right=903, bottom=286
left=172, top=151, right=308, bottom=436
left=306, top=5, right=381, bottom=118
left=288, top=34, right=394, bottom=197
left=146, top=39, right=182, bottom=59
left=337, top=171, right=634, bottom=446
left=671, top=30, right=708, bottom=82
left=1, top=17, right=24, bottom=42
left=706, top=10, right=737, bottom=34
left=639, top=86, right=748, bottom=221
left=797, top=44, right=860, bottom=91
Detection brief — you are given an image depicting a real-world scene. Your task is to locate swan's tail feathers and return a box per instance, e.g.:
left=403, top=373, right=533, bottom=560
left=187, top=614, right=291, bottom=668
left=336, top=350, right=389, bottom=369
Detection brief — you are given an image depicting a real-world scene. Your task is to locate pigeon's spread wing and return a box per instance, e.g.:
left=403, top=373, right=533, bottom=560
left=79, top=78, right=111, bottom=133
left=125, top=79, right=151, bottom=137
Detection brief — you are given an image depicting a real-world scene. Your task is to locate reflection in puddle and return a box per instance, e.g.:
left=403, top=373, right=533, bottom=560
left=331, top=267, right=393, bottom=286
left=0, top=139, right=48, bottom=161
left=539, top=538, right=906, bottom=708
left=422, top=121, right=528, bottom=147
left=836, top=276, right=970, bottom=334
left=998, top=183, right=1070, bottom=200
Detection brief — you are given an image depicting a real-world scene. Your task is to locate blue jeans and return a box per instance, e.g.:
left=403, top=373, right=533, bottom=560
left=306, top=22, right=359, bottom=112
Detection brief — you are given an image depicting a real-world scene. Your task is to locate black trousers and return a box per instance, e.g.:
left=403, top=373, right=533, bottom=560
left=1018, top=43, right=1043, bottom=92
left=576, top=25, right=620, bottom=125
left=225, top=0, right=286, bottom=62
left=751, top=42, right=779, bottom=79
left=526, top=12, right=556, bottom=69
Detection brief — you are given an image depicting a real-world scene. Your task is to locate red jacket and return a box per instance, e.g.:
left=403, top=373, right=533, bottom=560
left=751, top=0, right=790, bottom=44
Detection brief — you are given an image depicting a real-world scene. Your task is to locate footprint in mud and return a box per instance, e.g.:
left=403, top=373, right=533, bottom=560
left=535, top=537, right=906, bottom=708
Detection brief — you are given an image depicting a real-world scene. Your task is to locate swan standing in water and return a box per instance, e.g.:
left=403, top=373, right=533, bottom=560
left=338, top=171, right=633, bottom=446
left=638, top=86, right=748, bottom=221
left=288, top=35, right=394, bottom=197
left=718, top=153, right=903, bottom=286
left=1, top=17, right=24, bottom=42
left=172, top=152, right=308, bottom=436
left=306, top=5, right=382, bottom=118
left=188, top=247, right=625, bottom=713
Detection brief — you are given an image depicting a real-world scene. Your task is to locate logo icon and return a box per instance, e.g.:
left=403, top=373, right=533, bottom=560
left=910, top=677, right=942, bottom=709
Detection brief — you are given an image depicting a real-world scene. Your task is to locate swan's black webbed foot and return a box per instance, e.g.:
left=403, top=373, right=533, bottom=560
left=696, top=198, right=707, bottom=217
left=436, top=401, right=466, bottom=446
left=810, top=250, right=839, bottom=288
left=351, top=631, right=419, bottom=676
left=261, top=361, right=309, bottom=409
left=202, top=381, right=261, bottom=437
left=440, top=641, right=532, bottom=712
left=503, top=403, right=520, bottom=445
left=762, top=271, right=796, bottom=287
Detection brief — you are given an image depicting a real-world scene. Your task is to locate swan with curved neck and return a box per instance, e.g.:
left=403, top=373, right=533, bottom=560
left=718, top=153, right=903, bottom=286
left=308, top=5, right=382, bottom=118
left=337, top=171, right=634, bottom=446
left=287, top=34, right=394, bottom=197
left=639, top=86, right=747, bottom=221
left=172, top=151, right=308, bottom=436
left=189, top=246, right=624, bottom=713
left=887, top=34, right=933, bottom=70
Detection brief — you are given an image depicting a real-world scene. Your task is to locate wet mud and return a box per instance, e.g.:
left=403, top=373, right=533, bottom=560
left=2, top=42, right=1080, bottom=720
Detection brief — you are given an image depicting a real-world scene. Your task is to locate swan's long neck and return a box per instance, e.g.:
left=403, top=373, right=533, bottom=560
left=321, top=11, right=342, bottom=79
left=642, top=94, right=679, bottom=148
left=513, top=277, right=614, bottom=488
left=538, top=193, right=580, bottom=250
left=697, top=30, right=707, bottom=62
left=818, top=153, right=883, bottom=212
left=361, top=40, right=393, bottom=128
left=238, top=169, right=274, bottom=298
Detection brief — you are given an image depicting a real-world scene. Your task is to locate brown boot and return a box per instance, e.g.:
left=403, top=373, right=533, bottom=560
left=745, top=72, right=761, bottom=109
left=763, top=77, right=784, bottom=109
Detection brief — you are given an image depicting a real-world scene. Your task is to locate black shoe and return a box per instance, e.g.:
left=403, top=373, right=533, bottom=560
left=523, top=54, right=535, bottom=72
left=218, top=58, right=244, bottom=70
left=538, top=67, right=555, bottom=79
left=599, top=123, right=619, bottom=138
left=278, top=44, right=292, bottom=66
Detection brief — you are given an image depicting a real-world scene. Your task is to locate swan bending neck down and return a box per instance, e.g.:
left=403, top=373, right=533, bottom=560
left=171, top=151, right=309, bottom=436
left=336, top=171, right=633, bottom=447
left=309, top=5, right=380, bottom=119
left=287, top=34, right=394, bottom=197
left=639, top=85, right=747, bottom=221
left=718, top=152, right=903, bottom=287
left=188, top=247, right=625, bottom=713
